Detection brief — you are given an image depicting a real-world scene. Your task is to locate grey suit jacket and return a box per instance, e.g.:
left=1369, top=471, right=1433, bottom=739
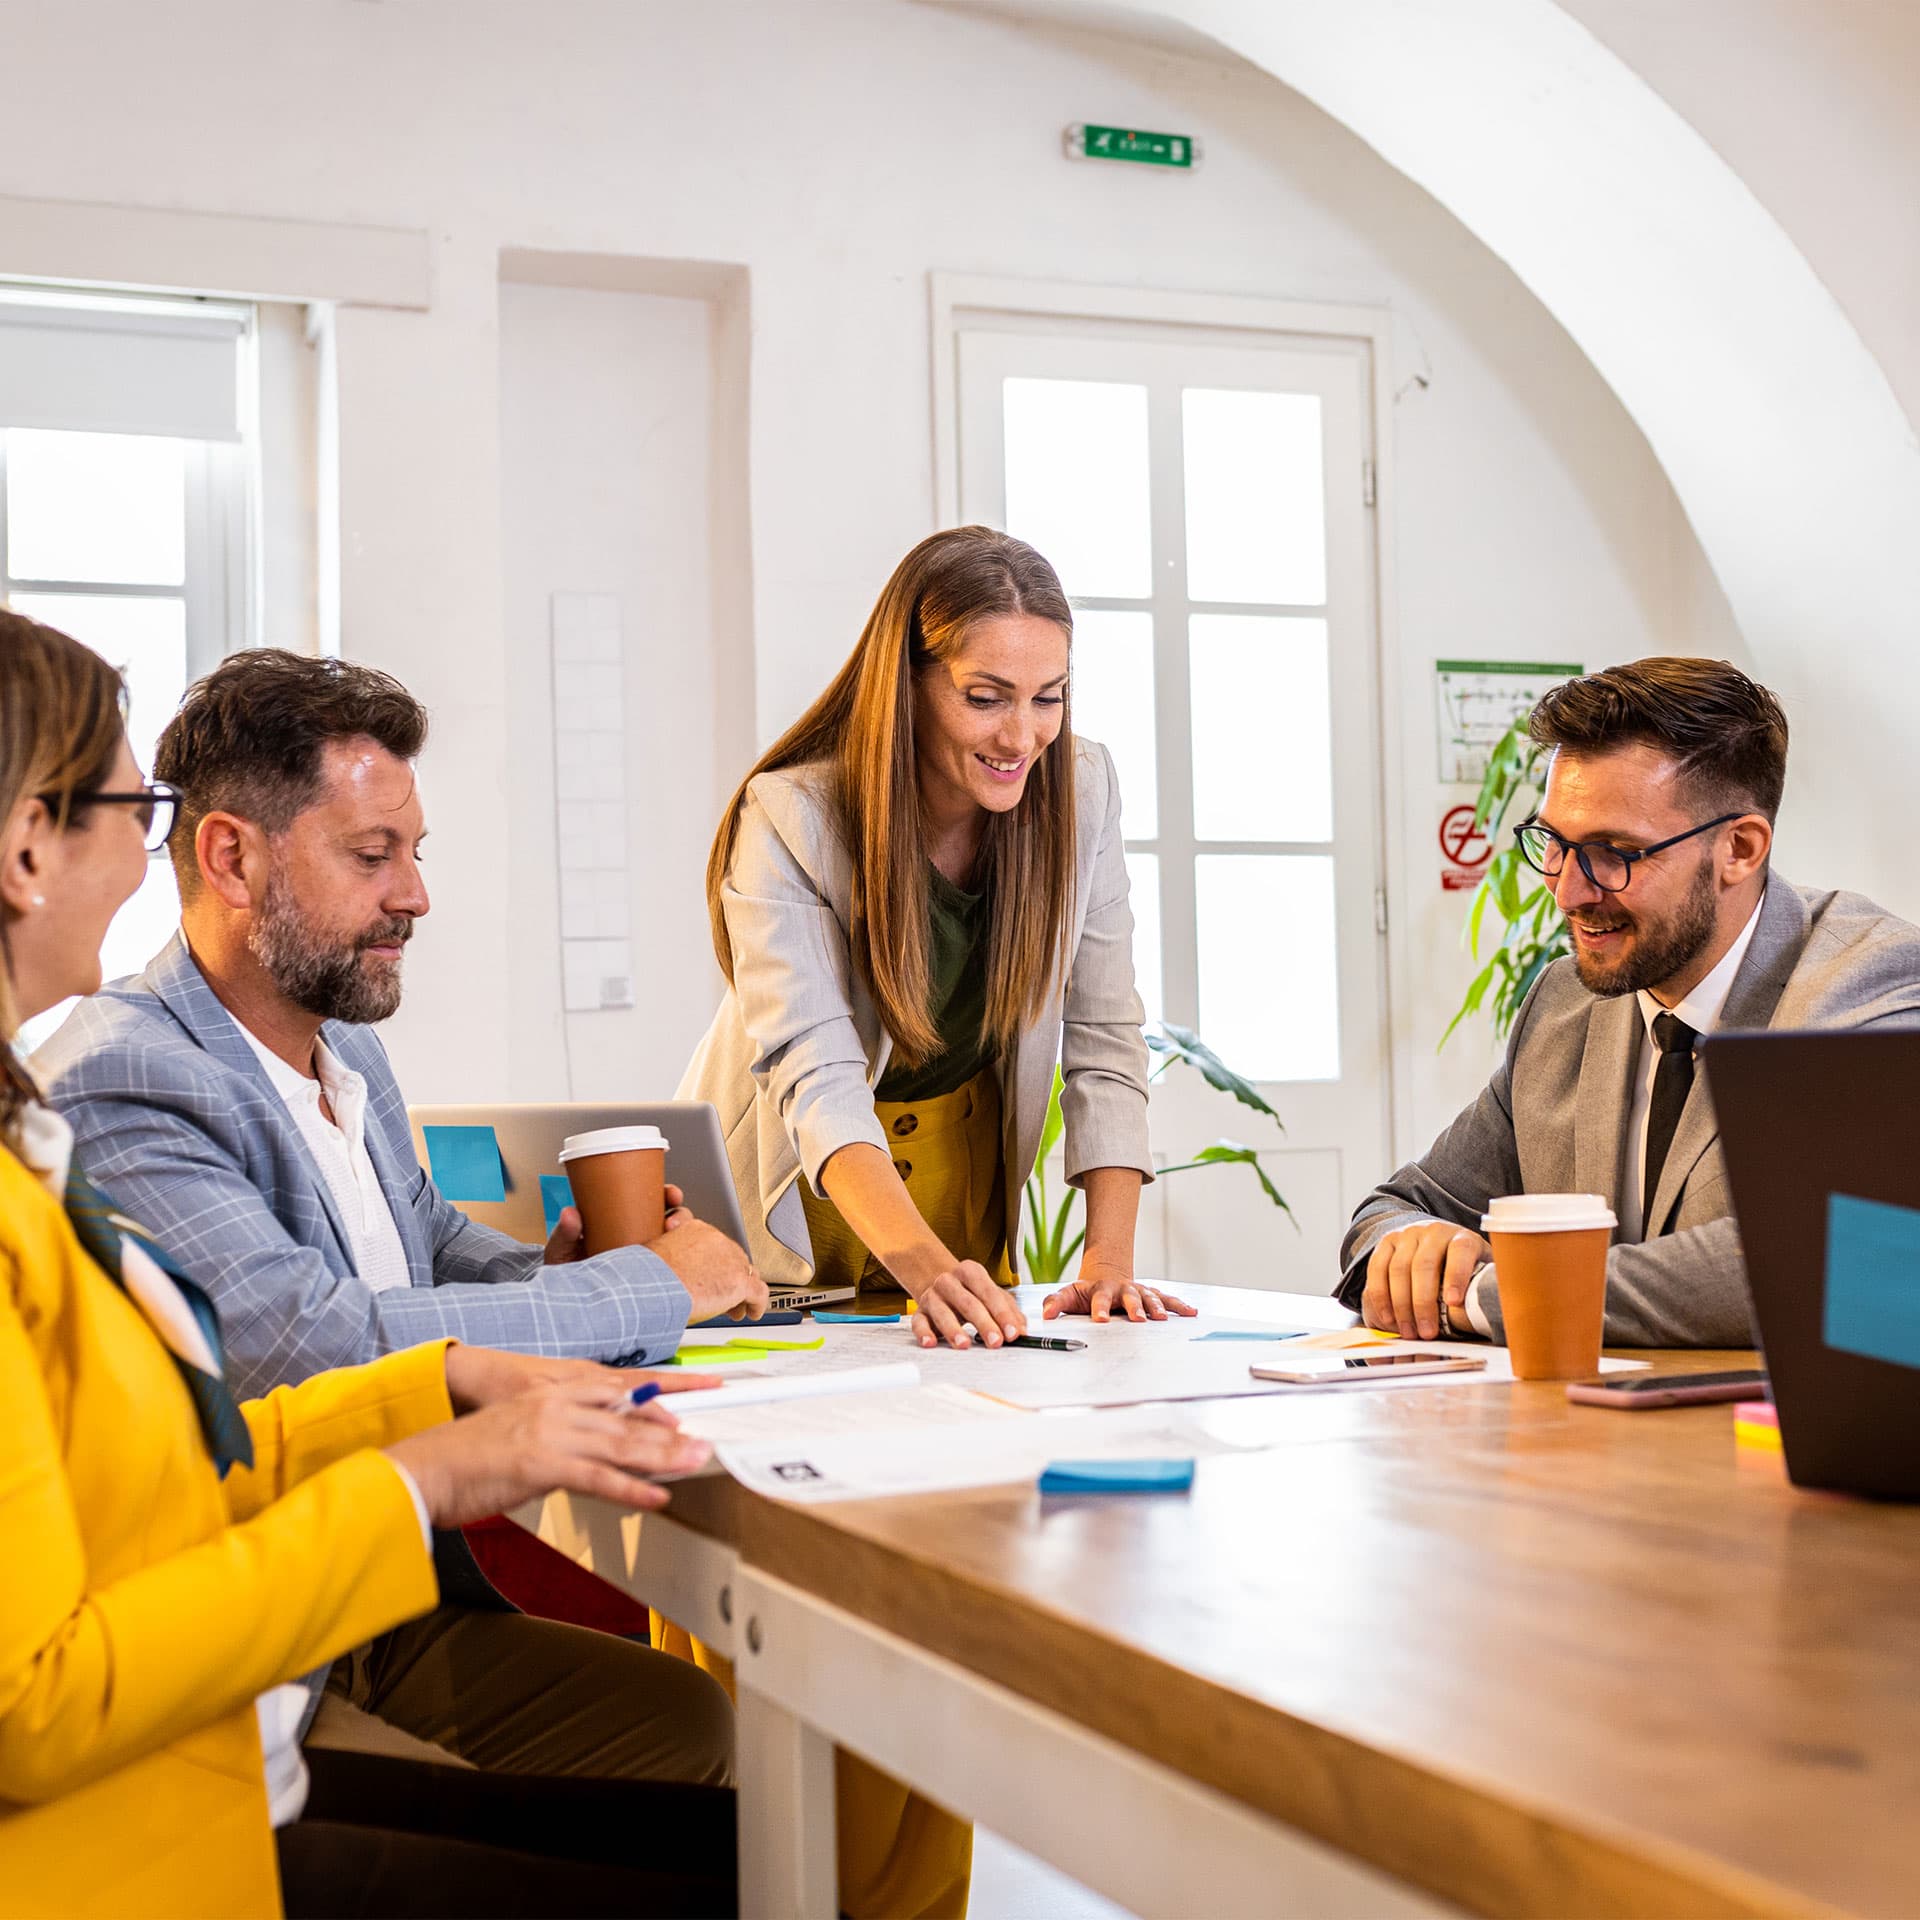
left=33, top=933, right=691, bottom=1397
left=679, top=738, right=1153, bottom=1288
left=1338, top=880, right=1920, bottom=1347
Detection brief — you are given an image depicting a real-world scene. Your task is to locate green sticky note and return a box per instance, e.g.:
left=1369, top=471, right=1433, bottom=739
left=423, top=1126, right=505, bottom=1203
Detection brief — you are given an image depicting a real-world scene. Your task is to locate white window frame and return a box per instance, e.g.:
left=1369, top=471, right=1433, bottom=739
left=931, top=274, right=1415, bottom=1150
left=0, top=284, right=259, bottom=673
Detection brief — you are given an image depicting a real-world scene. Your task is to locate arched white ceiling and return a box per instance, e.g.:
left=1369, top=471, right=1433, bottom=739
left=985, top=0, right=1920, bottom=904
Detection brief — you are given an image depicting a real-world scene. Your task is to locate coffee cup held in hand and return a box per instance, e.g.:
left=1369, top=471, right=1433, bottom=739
left=1479, top=1194, right=1617, bottom=1381
left=558, top=1126, right=669, bottom=1256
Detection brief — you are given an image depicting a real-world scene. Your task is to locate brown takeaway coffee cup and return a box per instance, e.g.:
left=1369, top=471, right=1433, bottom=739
left=558, top=1125, right=669, bottom=1256
left=1480, top=1193, right=1617, bottom=1380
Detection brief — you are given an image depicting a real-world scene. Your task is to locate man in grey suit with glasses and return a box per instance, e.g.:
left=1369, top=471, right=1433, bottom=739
left=1340, top=658, right=1920, bottom=1350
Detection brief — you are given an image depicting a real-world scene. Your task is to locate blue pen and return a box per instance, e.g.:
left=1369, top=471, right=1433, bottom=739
left=628, top=1383, right=663, bottom=1409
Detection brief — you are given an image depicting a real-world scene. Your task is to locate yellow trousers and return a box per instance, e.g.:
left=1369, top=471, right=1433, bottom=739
left=658, top=1068, right=1009, bottom=1919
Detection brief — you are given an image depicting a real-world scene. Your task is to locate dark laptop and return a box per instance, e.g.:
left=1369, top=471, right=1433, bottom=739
left=1703, top=1029, right=1920, bottom=1499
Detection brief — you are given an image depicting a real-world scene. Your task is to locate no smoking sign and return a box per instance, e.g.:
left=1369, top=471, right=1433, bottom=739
left=1439, top=804, right=1493, bottom=892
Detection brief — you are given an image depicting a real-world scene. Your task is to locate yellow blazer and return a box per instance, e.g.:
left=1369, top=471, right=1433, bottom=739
left=0, top=1142, right=450, bottom=1919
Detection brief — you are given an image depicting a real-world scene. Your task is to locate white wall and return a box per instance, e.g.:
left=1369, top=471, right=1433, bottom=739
left=1, top=0, right=1743, bottom=1277
left=497, top=277, right=731, bottom=1100
left=1560, top=0, right=1920, bottom=438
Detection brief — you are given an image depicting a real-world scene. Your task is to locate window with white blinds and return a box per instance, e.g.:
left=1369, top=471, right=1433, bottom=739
left=2, top=285, right=257, bottom=1042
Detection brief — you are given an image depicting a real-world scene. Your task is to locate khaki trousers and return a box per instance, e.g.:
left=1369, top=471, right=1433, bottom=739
left=307, top=1603, right=735, bottom=1786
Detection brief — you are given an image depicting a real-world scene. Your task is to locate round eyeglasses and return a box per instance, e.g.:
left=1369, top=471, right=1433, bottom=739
left=1513, top=811, right=1742, bottom=894
left=44, top=781, right=183, bottom=853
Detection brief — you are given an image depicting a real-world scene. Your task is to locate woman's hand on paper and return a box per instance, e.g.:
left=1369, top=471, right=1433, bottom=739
left=1041, top=1270, right=1195, bottom=1324
left=390, top=1371, right=715, bottom=1527
left=443, top=1345, right=720, bottom=1415
left=909, top=1259, right=1027, bottom=1350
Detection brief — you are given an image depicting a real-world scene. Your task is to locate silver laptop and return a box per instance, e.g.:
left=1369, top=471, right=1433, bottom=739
left=406, top=1101, right=751, bottom=1254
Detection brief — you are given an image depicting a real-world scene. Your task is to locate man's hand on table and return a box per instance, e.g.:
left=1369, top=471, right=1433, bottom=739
left=1361, top=1222, right=1492, bottom=1340
left=649, top=1217, right=770, bottom=1323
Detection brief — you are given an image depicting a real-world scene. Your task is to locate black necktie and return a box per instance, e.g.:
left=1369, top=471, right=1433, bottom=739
left=1642, top=1011, right=1698, bottom=1236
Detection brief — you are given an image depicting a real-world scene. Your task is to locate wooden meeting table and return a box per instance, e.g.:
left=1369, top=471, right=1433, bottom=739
left=515, top=1282, right=1919, bottom=1919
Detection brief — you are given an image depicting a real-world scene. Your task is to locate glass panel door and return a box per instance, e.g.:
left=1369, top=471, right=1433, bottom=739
left=956, top=326, right=1385, bottom=1293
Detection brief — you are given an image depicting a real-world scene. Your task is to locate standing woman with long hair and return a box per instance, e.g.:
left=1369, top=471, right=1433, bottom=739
left=675, top=525, right=1192, bottom=1917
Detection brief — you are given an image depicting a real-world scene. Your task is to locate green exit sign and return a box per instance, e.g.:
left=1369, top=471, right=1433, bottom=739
left=1066, top=123, right=1199, bottom=170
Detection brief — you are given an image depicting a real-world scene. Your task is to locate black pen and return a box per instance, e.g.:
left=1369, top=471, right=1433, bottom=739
left=1006, top=1334, right=1088, bottom=1352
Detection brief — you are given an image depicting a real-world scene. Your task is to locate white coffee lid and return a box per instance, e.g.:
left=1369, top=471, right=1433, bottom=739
left=1481, top=1193, right=1617, bottom=1233
left=559, top=1125, right=669, bottom=1162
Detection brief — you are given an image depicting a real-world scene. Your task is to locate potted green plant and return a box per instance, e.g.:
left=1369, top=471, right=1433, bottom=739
left=1021, top=1024, right=1294, bottom=1289
left=1443, top=716, right=1571, bottom=1046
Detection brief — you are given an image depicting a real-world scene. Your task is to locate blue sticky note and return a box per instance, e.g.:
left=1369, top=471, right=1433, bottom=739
left=541, top=1174, right=576, bottom=1234
left=423, top=1125, right=505, bottom=1203
left=1038, top=1458, right=1195, bottom=1495
left=1193, top=1329, right=1311, bottom=1344
left=1824, top=1192, right=1920, bottom=1370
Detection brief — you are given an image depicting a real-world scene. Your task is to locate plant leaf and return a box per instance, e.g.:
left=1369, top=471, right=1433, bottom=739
left=1159, top=1140, right=1297, bottom=1226
left=1145, top=1024, right=1285, bottom=1131
left=1036, top=1063, right=1065, bottom=1165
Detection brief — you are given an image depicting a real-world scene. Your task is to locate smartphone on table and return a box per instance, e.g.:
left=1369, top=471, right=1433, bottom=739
left=1565, top=1369, right=1767, bottom=1409
left=1251, top=1352, right=1489, bottom=1385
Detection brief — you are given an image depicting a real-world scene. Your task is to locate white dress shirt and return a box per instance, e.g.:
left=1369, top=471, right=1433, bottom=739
left=1466, top=891, right=1767, bottom=1335
left=235, top=1019, right=412, bottom=1296
left=21, top=1086, right=431, bottom=1829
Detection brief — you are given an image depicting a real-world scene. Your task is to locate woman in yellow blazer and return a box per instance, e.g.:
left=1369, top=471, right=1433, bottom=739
left=0, top=610, right=725, bottom=1920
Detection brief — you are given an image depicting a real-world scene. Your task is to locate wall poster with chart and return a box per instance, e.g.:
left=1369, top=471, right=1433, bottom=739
left=1434, top=659, right=1583, bottom=786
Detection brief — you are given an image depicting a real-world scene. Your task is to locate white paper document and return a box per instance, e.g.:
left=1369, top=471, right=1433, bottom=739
left=710, top=1400, right=1246, bottom=1505
left=672, top=1375, right=1000, bottom=1445
left=680, top=1317, right=1330, bottom=1410
left=671, top=1318, right=1647, bottom=1410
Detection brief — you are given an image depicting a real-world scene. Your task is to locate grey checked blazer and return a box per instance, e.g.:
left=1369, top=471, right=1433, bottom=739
left=1339, top=880, right=1920, bottom=1347
left=680, top=738, right=1153, bottom=1289
left=33, top=933, right=691, bottom=1397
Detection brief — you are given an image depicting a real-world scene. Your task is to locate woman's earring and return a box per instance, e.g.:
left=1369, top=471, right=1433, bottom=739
left=30, top=895, right=46, bottom=907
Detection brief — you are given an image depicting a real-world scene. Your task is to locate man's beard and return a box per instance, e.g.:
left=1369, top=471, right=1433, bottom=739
left=249, top=868, right=411, bottom=1025
left=1566, top=850, right=1718, bottom=998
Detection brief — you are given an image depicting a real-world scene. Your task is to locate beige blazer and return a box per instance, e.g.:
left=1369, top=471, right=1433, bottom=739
left=680, top=738, right=1153, bottom=1287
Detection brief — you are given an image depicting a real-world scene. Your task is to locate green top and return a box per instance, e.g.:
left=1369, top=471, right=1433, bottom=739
left=874, top=864, right=996, bottom=1104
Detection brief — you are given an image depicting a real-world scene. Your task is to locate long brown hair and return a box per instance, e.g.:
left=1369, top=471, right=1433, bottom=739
left=0, top=609, right=127, bottom=1153
left=707, top=527, right=1077, bottom=1067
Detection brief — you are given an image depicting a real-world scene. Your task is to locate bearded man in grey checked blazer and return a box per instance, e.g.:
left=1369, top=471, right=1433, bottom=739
left=1339, top=658, right=1920, bottom=1350
left=36, top=648, right=766, bottom=1796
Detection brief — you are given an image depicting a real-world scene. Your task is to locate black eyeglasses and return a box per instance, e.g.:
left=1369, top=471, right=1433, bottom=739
left=1514, top=811, right=1743, bottom=894
left=44, top=781, right=182, bottom=853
